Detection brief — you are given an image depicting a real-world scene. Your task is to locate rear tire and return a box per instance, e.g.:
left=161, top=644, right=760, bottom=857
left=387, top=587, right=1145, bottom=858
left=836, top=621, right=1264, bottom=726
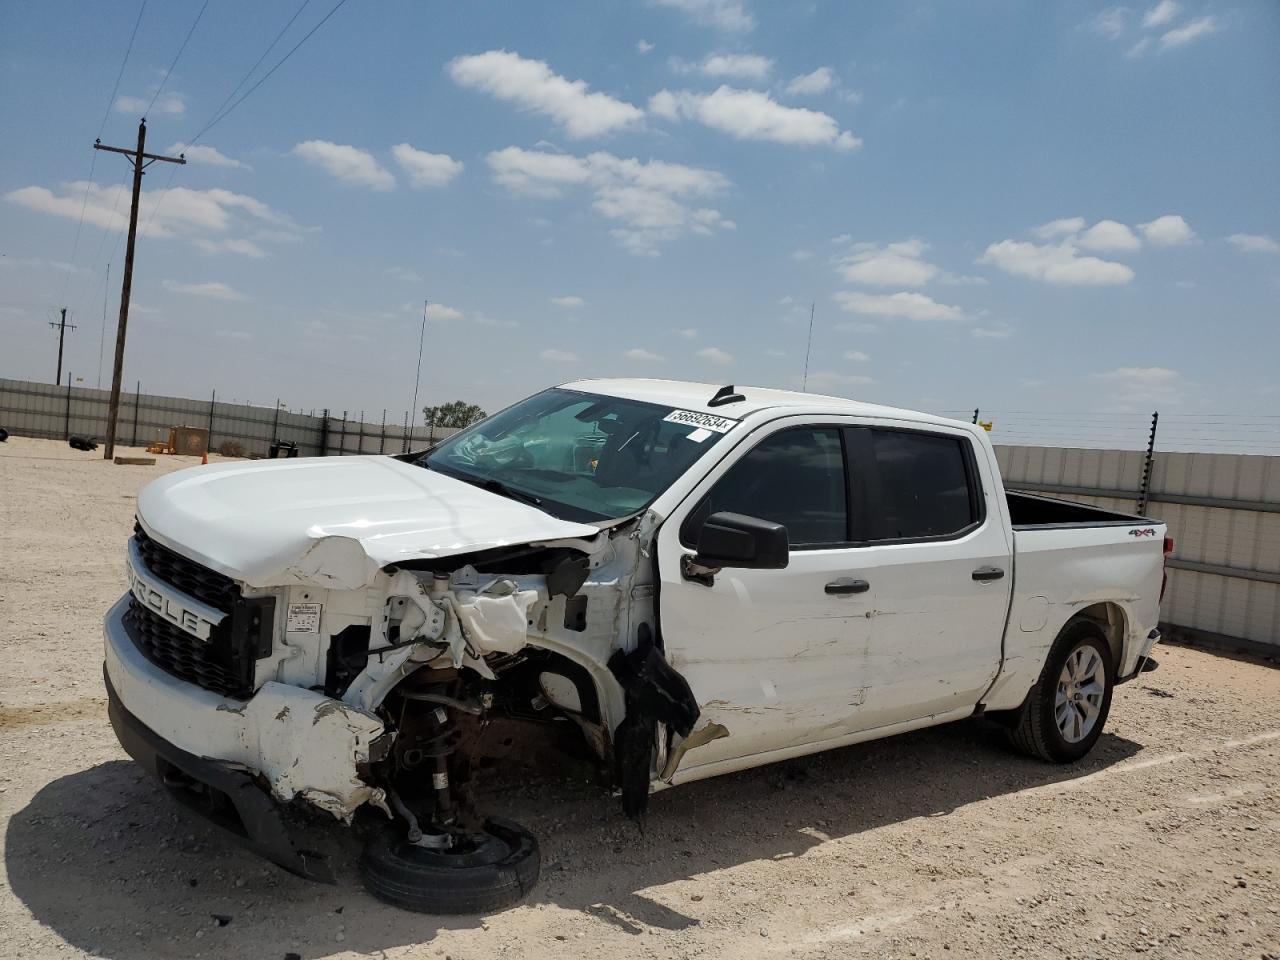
left=1008, top=619, right=1114, bottom=763
left=360, top=817, right=540, bottom=914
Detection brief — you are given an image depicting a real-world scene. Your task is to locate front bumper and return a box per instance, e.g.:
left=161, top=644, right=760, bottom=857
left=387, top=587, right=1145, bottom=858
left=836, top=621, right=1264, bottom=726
left=103, top=594, right=391, bottom=875
left=105, top=665, right=336, bottom=881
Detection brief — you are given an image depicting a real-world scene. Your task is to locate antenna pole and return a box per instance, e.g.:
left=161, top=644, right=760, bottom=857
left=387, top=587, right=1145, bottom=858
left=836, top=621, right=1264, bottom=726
left=801, top=301, right=815, bottom=392
left=409, top=299, right=427, bottom=449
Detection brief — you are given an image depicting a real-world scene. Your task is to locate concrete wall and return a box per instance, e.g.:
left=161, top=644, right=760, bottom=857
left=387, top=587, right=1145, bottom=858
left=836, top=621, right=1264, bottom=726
left=995, top=444, right=1280, bottom=657
left=0, top=378, right=457, bottom=458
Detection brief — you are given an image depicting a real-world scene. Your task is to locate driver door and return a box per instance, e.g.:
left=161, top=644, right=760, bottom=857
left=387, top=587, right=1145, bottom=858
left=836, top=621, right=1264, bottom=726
left=655, top=420, right=874, bottom=773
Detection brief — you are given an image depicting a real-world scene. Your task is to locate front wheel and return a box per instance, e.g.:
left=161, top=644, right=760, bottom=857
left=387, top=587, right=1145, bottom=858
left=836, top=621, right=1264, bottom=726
left=360, top=817, right=540, bottom=914
left=1008, top=619, right=1114, bottom=763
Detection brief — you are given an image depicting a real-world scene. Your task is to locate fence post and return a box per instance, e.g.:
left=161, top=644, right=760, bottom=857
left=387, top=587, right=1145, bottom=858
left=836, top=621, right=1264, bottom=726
left=208, top=390, right=216, bottom=451
left=320, top=408, right=330, bottom=457
left=972, top=408, right=979, bottom=425
left=1137, top=411, right=1159, bottom=515
left=64, top=371, right=72, bottom=440
left=402, top=411, right=409, bottom=454
left=132, top=380, right=141, bottom=447
left=340, top=411, right=347, bottom=456
left=271, top=397, right=281, bottom=443
left=357, top=411, right=365, bottom=455
left=380, top=409, right=386, bottom=454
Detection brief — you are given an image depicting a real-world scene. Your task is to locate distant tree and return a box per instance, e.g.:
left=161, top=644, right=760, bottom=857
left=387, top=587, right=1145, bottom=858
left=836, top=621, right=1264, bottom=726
left=423, top=401, right=487, bottom=432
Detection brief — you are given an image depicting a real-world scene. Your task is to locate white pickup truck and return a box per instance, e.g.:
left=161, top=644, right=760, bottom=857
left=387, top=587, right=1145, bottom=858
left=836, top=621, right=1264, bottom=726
left=104, top=379, right=1169, bottom=912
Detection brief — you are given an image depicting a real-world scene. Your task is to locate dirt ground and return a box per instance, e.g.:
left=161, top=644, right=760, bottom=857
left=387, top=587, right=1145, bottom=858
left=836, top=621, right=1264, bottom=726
left=1, top=434, right=1278, bottom=960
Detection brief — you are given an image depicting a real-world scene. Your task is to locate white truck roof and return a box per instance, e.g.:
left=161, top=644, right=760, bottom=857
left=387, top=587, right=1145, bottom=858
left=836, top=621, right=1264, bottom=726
left=560, top=378, right=968, bottom=432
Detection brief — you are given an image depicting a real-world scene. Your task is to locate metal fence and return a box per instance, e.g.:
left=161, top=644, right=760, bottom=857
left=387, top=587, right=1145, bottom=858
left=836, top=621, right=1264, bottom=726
left=0, top=377, right=458, bottom=458
left=995, top=444, right=1280, bottom=660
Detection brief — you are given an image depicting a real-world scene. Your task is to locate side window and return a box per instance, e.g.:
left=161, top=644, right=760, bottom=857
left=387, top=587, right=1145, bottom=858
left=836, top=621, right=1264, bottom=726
left=684, top=428, right=848, bottom=548
left=869, top=430, right=978, bottom=540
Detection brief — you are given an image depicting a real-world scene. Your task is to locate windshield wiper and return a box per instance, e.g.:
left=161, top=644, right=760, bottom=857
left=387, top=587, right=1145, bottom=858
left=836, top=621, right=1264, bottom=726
left=477, top=477, right=544, bottom=508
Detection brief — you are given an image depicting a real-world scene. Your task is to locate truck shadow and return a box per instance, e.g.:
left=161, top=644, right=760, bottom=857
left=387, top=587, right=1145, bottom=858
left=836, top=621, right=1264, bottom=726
left=5, top=718, right=1143, bottom=959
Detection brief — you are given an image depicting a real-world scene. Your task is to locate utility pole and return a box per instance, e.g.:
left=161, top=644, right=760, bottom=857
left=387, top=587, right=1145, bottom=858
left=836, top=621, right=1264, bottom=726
left=49, top=307, right=77, bottom=385
left=94, top=119, right=185, bottom=459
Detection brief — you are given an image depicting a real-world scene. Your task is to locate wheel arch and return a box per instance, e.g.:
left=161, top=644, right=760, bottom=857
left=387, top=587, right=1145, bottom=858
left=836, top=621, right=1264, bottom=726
left=1072, top=601, right=1128, bottom=675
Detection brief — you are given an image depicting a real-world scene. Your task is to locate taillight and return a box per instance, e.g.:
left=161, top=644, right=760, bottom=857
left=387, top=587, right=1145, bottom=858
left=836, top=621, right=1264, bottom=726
left=1160, top=535, right=1174, bottom=602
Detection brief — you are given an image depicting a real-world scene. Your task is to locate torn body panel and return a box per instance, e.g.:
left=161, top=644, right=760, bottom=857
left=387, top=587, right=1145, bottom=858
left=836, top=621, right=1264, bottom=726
left=104, top=595, right=386, bottom=821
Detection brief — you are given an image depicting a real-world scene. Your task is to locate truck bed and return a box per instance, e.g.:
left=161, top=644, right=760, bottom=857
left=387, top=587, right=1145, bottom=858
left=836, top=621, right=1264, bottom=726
left=1005, top=490, right=1150, bottom=529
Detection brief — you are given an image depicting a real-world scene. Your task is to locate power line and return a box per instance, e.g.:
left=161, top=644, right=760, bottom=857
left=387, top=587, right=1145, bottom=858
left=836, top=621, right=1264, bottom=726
left=146, top=0, right=210, bottom=116
left=189, top=0, right=350, bottom=142
left=188, top=0, right=312, bottom=145
left=57, top=1, right=147, bottom=309
left=137, top=0, right=350, bottom=240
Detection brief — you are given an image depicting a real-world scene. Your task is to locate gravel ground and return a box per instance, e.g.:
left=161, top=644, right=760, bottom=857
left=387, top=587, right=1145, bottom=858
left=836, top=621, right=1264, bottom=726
left=1, top=434, right=1278, bottom=960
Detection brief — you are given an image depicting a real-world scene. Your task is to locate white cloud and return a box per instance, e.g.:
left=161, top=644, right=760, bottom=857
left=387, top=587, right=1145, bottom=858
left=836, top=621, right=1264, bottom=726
left=426, top=303, right=463, bottom=322
left=649, top=86, right=860, bottom=150
left=625, top=348, right=666, bottom=362
left=971, top=324, right=1014, bottom=339
left=790, top=249, right=814, bottom=261
left=637, top=39, right=655, bottom=54
left=785, top=67, right=836, bottom=96
left=980, top=239, right=1134, bottom=286
left=0, top=255, right=88, bottom=274
left=551, top=295, right=585, bottom=307
left=1159, top=15, right=1217, bottom=48
left=689, top=53, right=773, bottom=80
left=162, top=279, right=247, bottom=301
left=115, top=92, right=185, bottom=115
left=5, top=181, right=299, bottom=256
left=1077, top=219, right=1142, bottom=252
left=652, top=0, right=754, bottom=32
left=167, top=143, right=247, bottom=169
left=193, top=237, right=267, bottom=258
left=1095, top=366, right=1180, bottom=405
left=805, top=371, right=875, bottom=389
left=676, top=327, right=698, bottom=339
left=1227, top=233, right=1280, bottom=254
left=292, top=140, right=394, bottom=190
left=1143, top=0, right=1179, bottom=28
left=391, top=143, right=463, bottom=188
left=843, top=350, right=870, bottom=362
left=485, top=146, right=732, bottom=255
left=386, top=266, right=423, bottom=283
left=1092, top=7, right=1128, bottom=39
left=448, top=50, right=643, bottom=138
left=540, top=348, right=579, bottom=363
left=834, top=290, right=964, bottom=321
left=1031, top=216, right=1086, bottom=239
left=697, top=346, right=734, bottom=365
left=837, top=239, right=938, bottom=287
left=1138, top=214, right=1195, bottom=245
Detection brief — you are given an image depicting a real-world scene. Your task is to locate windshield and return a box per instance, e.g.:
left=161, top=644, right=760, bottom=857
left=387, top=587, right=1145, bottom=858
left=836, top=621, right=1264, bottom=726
left=418, top=388, right=736, bottom=522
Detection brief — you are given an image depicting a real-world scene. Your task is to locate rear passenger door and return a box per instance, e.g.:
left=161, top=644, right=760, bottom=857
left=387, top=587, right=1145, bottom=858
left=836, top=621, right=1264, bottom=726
left=845, top=425, right=1012, bottom=729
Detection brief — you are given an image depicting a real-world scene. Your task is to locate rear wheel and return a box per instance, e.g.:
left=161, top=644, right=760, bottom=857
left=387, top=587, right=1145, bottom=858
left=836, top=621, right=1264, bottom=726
left=360, top=817, right=540, bottom=914
left=1008, top=619, right=1114, bottom=763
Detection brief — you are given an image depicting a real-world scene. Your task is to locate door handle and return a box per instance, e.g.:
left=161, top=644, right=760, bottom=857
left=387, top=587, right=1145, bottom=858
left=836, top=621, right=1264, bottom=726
left=825, top=578, right=870, bottom=595
left=972, top=565, right=1005, bottom=582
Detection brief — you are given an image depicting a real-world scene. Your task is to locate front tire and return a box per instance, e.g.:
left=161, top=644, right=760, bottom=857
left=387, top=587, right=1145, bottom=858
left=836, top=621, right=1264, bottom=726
left=1008, top=619, right=1114, bottom=763
left=360, top=817, right=540, bottom=914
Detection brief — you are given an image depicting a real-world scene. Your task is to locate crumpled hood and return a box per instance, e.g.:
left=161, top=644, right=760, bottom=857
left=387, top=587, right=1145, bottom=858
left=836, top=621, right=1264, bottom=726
left=135, top=455, right=601, bottom=589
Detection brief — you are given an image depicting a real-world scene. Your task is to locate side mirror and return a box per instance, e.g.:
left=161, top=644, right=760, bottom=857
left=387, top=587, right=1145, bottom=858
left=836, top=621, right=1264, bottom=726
left=695, top=512, right=789, bottom=570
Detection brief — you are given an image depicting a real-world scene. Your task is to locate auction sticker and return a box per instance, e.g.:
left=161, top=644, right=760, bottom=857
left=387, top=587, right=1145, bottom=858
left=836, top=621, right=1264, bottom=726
left=286, top=602, right=323, bottom=633
left=663, top=409, right=738, bottom=433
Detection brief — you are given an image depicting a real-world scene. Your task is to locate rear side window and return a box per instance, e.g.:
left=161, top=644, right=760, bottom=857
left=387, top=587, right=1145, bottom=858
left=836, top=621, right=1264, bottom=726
left=684, top=428, right=848, bottom=547
left=869, top=430, right=978, bottom=540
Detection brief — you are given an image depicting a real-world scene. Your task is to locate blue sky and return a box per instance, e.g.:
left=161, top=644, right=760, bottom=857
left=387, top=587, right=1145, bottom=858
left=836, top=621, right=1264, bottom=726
left=1, top=0, right=1277, bottom=447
